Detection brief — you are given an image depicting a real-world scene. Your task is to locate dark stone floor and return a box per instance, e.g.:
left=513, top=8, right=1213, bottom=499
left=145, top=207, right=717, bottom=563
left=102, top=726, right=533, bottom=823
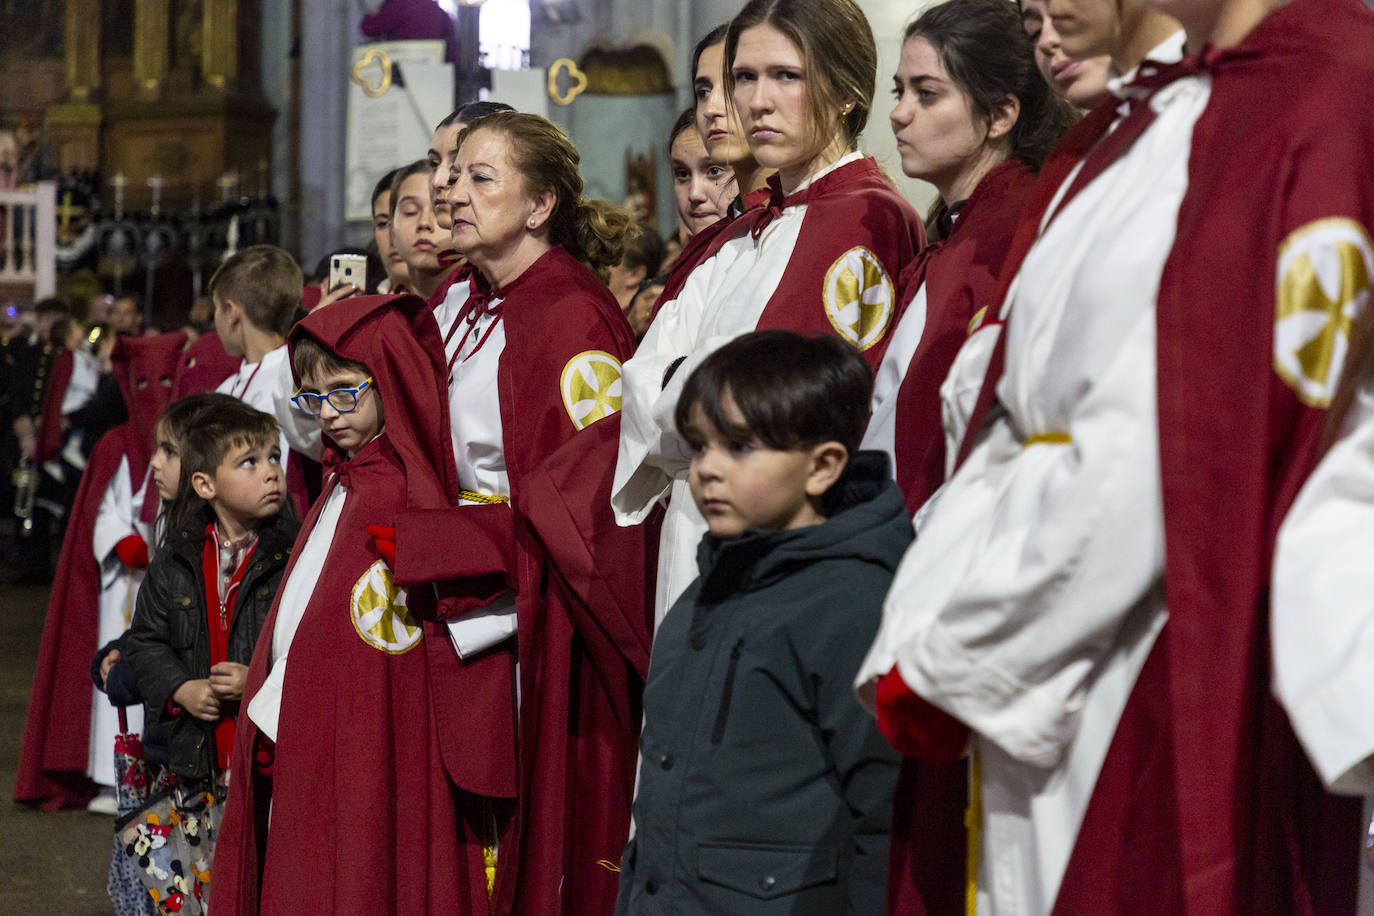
left=1, top=581, right=113, bottom=914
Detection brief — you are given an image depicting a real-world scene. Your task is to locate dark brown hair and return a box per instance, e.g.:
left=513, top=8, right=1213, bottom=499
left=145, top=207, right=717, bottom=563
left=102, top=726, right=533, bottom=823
left=620, top=221, right=666, bottom=276
left=388, top=159, right=433, bottom=219
left=371, top=166, right=401, bottom=211
left=667, top=107, right=699, bottom=158
left=153, top=392, right=242, bottom=543
left=290, top=332, right=372, bottom=388
left=905, top=0, right=1076, bottom=173
left=436, top=100, right=516, bottom=131
left=165, top=399, right=285, bottom=536
left=692, top=24, right=730, bottom=85
left=676, top=329, right=873, bottom=455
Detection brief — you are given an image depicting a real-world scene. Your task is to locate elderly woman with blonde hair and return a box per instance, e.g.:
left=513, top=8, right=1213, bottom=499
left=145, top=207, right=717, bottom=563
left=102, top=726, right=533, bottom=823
left=378, top=111, right=652, bottom=916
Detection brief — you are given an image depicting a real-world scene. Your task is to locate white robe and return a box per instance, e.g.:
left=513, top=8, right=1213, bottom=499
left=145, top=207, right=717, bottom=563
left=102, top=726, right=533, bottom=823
left=930, top=30, right=1189, bottom=493
left=856, top=72, right=1210, bottom=915
left=434, top=280, right=519, bottom=657
left=88, top=457, right=151, bottom=787
left=864, top=283, right=931, bottom=471
left=246, top=480, right=348, bottom=742
left=216, top=344, right=324, bottom=467
left=613, top=152, right=865, bottom=626
left=60, top=348, right=101, bottom=416
left=1272, top=373, right=1374, bottom=796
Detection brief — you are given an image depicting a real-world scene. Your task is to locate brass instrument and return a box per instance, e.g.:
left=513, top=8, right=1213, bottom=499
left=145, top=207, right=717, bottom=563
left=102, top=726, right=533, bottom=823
left=12, top=458, right=38, bottom=534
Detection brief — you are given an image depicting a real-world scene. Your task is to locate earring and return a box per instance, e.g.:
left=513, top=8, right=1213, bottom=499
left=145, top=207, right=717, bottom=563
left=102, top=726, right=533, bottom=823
left=528, top=217, right=537, bottom=227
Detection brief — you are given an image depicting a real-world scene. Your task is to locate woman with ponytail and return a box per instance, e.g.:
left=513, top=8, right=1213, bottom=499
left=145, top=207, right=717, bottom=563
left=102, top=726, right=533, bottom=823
left=866, top=0, right=1076, bottom=513
left=858, top=4, right=1076, bottom=912
left=614, top=0, right=924, bottom=628
left=374, top=111, right=651, bottom=916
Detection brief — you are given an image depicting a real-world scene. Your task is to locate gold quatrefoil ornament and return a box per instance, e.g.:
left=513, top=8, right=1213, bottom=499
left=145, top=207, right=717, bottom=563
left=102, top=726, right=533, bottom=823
left=351, top=48, right=393, bottom=98
left=547, top=58, right=589, bottom=106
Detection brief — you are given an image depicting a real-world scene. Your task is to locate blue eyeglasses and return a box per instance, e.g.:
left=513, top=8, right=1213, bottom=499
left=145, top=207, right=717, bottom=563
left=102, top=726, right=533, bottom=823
left=291, top=377, right=373, bottom=415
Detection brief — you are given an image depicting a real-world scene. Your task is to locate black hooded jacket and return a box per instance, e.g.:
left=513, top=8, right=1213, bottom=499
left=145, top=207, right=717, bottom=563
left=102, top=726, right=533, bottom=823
left=618, top=452, right=910, bottom=915
left=125, top=508, right=299, bottom=780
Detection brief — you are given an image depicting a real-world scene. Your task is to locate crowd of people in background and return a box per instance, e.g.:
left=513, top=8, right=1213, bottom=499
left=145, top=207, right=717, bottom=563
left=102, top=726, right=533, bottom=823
left=4, top=0, right=1374, bottom=912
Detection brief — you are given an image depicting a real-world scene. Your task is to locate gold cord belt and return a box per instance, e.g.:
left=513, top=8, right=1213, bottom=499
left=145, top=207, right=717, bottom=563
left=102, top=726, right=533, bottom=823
left=965, top=747, right=982, bottom=916
left=459, top=490, right=509, bottom=505
left=1022, top=431, right=1072, bottom=448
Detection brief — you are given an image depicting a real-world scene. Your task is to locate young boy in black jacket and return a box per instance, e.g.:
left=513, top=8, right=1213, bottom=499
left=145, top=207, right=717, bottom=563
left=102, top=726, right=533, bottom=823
left=125, top=400, right=298, bottom=786
left=617, top=330, right=907, bottom=915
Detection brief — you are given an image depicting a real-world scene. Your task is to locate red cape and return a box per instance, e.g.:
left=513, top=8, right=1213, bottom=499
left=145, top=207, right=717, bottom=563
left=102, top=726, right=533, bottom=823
left=214, top=293, right=476, bottom=914
left=427, top=250, right=467, bottom=308
left=884, top=101, right=1122, bottom=916
left=890, top=158, right=1037, bottom=514
left=951, top=100, right=1121, bottom=472
left=13, top=425, right=128, bottom=808
left=753, top=159, right=923, bottom=372
left=14, top=333, right=188, bottom=809
left=393, top=246, right=649, bottom=915
left=650, top=160, right=923, bottom=368
left=170, top=331, right=239, bottom=401
left=1055, top=3, right=1373, bottom=911
left=111, top=332, right=189, bottom=473
left=879, top=159, right=1039, bottom=916
left=881, top=109, right=1115, bottom=914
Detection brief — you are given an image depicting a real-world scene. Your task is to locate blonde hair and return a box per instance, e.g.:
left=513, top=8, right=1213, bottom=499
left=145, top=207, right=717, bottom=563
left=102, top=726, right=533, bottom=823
left=459, top=111, right=633, bottom=275
left=724, top=0, right=877, bottom=154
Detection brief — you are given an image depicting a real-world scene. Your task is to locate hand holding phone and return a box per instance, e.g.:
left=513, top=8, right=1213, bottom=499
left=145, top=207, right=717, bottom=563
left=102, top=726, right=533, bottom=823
left=329, top=253, right=368, bottom=294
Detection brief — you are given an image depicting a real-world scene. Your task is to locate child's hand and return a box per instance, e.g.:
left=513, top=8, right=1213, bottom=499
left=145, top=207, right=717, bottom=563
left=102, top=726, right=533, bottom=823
left=209, top=661, right=249, bottom=702
left=99, top=649, right=121, bottom=688
left=173, top=679, right=222, bottom=721
left=316, top=278, right=360, bottom=310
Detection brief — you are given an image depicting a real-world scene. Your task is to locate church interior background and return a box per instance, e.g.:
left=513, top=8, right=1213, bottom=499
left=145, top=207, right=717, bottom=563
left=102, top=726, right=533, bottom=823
left=0, top=0, right=935, bottom=327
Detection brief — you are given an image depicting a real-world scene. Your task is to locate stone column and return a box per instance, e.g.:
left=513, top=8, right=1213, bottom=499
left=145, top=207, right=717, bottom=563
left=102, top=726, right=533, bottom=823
left=134, top=0, right=171, bottom=99
left=202, top=0, right=239, bottom=89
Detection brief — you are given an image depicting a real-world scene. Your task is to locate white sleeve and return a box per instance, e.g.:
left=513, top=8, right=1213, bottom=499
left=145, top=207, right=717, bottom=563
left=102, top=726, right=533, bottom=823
left=856, top=311, right=1165, bottom=769
left=93, top=457, right=135, bottom=589
left=938, top=322, right=1003, bottom=479
left=266, top=355, right=324, bottom=461
left=611, top=268, right=712, bottom=526
left=60, top=351, right=100, bottom=416
left=446, top=594, right=518, bottom=658
left=1272, top=377, right=1374, bottom=795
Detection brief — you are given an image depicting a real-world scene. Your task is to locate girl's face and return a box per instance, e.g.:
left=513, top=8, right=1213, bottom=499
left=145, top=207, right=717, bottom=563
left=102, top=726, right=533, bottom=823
left=694, top=42, right=751, bottom=166
left=427, top=120, right=465, bottom=230
left=372, top=189, right=409, bottom=289
left=731, top=23, right=846, bottom=188
left=1021, top=0, right=1112, bottom=109
left=1044, top=0, right=1123, bottom=62
left=670, top=129, right=735, bottom=237
left=391, top=173, right=445, bottom=276
left=149, top=420, right=182, bottom=501
left=889, top=36, right=991, bottom=193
